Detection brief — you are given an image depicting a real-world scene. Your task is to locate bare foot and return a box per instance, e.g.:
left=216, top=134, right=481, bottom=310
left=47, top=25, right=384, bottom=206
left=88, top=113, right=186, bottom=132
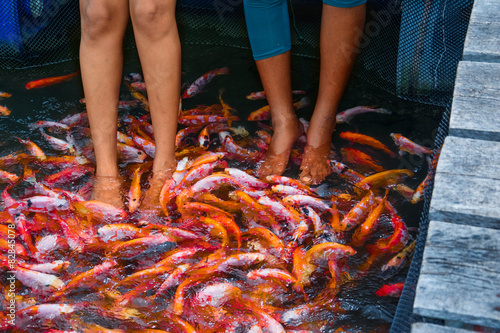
left=299, top=142, right=332, bottom=185
left=256, top=119, right=303, bottom=178
left=91, top=176, right=125, bottom=209
left=140, top=169, right=175, bottom=214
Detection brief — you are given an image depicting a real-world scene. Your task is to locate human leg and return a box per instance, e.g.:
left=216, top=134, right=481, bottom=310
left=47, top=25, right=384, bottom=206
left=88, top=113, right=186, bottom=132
left=129, top=0, right=181, bottom=211
left=299, top=2, right=366, bottom=185
left=243, top=0, right=301, bottom=178
left=80, top=0, right=130, bottom=207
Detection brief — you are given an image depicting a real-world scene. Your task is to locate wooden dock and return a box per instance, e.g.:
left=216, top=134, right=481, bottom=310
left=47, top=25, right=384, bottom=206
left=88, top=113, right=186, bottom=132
left=410, top=0, right=500, bottom=331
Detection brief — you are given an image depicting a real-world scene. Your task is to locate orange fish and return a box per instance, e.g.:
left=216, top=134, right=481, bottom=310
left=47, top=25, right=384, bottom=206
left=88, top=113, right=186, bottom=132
left=0, top=105, right=11, bottom=116
left=341, top=147, right=385, bottom=173
left=412, top=145, right=442, bottom=204
left=340, top=131, right=396, bottom=157
left=127, top=166, right=144, bottom=213
left=26, top=71, right=80, bottom=90
left=0, top=91, right=12, bottom=98
left=247, top=97, right=309, bottom=121
left=356, top=169, right=414, bottom=190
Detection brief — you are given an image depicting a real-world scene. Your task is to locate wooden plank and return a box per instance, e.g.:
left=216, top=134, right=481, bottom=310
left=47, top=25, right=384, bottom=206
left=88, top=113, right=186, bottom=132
left=412, top=323, right=472, bottom=333
left=413, top=221, right=500, bottom=329
left=429, top=172, right=500, bottom=229
left=463, top=22, right=500, bottom=63
left=436, top=136, right=500, bottom=178
left=449, top=95, right=500, bottom=141
left=450, top=61, right=500, bottom=140
left=469, top=0, right=500, bottom=23
left=453, top=61, right=500, bottom=101
left=463, top=0, right=500, bottom=62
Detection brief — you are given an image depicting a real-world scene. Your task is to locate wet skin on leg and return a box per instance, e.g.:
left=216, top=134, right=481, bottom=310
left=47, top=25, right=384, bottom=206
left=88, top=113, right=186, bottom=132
left=254, top=51, right=303, bottom=178
left=129, top=0, right=181, bottom=212
left=300, top=3, right=366, bottom=185
left=80, top=0, right=130, bottom=207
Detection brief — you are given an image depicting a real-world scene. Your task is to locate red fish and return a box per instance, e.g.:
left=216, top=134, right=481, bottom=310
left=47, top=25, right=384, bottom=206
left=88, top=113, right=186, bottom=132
left=183, top=67, right=230, bottom=99
left=26, top=71, right=80, bottom=90
left=376, top=282, right=405, bottom=297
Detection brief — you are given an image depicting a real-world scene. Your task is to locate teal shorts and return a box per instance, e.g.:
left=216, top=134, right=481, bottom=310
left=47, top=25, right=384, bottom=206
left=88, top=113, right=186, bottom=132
left=243, top=0, right=366, bottom=60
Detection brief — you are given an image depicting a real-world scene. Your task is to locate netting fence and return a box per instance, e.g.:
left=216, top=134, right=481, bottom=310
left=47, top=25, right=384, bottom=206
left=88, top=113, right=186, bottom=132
left=0, top=0, right=473, bottom=107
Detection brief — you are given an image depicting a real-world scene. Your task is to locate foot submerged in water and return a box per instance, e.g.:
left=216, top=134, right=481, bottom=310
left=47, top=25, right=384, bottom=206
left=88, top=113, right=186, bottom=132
left=91, top=176, right=125, bottom=209
left=139, top=169, right=174, bottom=214
left=256, top=120, right=304, bottom=179
left=299, top=142, right=332, bottom=185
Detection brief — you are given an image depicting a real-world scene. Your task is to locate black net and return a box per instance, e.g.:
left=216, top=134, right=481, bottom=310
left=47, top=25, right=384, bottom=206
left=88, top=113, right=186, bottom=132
left=0, top=0, right=473, bottom=107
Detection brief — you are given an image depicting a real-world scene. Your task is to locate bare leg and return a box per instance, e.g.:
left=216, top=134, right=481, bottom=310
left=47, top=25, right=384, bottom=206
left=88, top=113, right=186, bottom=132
left=80, top=0, right=130, bottom=207
left=300, top=3, right=366, bottom=185
left=130, top=0, right=181, bottom=212
left=255, top=51, right=302, bottom=178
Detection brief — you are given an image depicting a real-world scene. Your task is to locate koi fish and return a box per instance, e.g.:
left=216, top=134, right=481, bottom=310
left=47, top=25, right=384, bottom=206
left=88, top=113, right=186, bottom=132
left=0, top=105, right=12, bottom=116
left=412, top=145, right=442, bottom=203
left=176, top=125, right=204, bottom=148
left=117, top=142, right=148, bottom=164
left=30, top=120, right=70, bottom=133
left=219, top=90, right=237, bottom=126
left=41, top=165, right=93, bottom=187
left=39, top=130, right=76, bottom=154
left=25, top=71, right=80, bottom=90
left=375, top=282, right=405, bottom=297
left=59, top=112, right=89, bottom=127
left=130, top=81, right=146, bottom=91
left=329, top=160, right=365, bottom=184
left=16, top=138, right=46, bottom=158
left=336, top=106, right=391, bottom=123
left=0, top=170, right=20, bottom=184
left=390, top=133, right=433, bottom=157
left=350, top=195, right=387, bottom=248
left=178, top=114, right=240, bottom=126
left=0, top=91, right=12, bottom=98
left=341, top=147, right=385, bottom=173
left=198, top=123, right=229, bottom=148
left=356, top=169, right=414, bottom=190
left=340, top=131, right=396, bottom=157
left=132, top=133, right=156, bottom=158
left=246, top=90, right=307, bottom=100
left=183, top=67, right=230, bottom=98
left=381, top=240, right=416, bottom=272
left=247, top=97, right=310, bottom=121
left=72, top=200, right=127, bottom=223
left=128, top=166, right=144, bottom=213
left=8, top=266, right=65, bottom=293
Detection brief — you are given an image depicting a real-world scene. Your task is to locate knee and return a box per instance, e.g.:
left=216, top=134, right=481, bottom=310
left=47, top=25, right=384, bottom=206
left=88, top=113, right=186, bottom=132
left=131, top=2, right=175, bottom=34
left=81, top=3, right=119, bottom=40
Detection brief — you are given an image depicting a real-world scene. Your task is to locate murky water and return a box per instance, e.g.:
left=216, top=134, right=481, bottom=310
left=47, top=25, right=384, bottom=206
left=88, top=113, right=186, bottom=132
left=0, top=44, right=443, bottom=332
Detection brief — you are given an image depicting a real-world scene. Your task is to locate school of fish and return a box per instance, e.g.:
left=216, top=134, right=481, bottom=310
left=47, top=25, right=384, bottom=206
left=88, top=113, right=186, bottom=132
left=0, top=68, right=439, bottom=332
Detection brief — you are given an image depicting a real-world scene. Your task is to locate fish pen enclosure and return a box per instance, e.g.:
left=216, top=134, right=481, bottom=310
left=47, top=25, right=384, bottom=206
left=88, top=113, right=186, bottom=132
left=0, top=0, right=474, bottom=332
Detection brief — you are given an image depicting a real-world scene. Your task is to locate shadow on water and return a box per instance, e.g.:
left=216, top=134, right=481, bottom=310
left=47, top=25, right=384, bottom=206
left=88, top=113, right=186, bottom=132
left=0, top=44, right=443, bottom=332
